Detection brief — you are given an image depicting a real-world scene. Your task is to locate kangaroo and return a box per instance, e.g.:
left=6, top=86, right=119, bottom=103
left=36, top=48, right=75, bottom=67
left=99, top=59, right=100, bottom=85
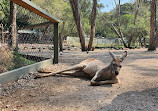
left=36, top=51, right=127, bottom=86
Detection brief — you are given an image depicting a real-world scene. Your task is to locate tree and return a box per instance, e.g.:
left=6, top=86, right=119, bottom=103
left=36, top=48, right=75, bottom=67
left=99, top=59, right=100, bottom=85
left=8, top=1, right=17, bottom=50
left=88, top=0, right=97, bottom=51
left=69, top=0, right=86, bottom=51
left=124, top=25, right=148, bottom=48
left=112, top=0, right=128, bottom=48
left=134, top=0, right=141, bottom=25
left=59, top=21, right=65, bottom=52
left=120, top=3, right=134, bottom=15
left=0, top=0, right=10, bottom=27
left=148, top=0, right=158, bottom=51
left=95, top=12, right=117, bottom=37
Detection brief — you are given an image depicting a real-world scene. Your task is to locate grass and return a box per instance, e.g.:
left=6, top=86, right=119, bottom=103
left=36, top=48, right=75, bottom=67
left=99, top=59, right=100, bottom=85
left=9, top=52, right=35, bottom=70
left=0, top=48, right=35, bottom=73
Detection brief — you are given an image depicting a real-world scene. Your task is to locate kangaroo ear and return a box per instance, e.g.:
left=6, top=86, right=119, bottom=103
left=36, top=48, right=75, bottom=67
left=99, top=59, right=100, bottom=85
left=109, top=51, right=116, bottom=59
left=120, top=51, right=127, bottom=61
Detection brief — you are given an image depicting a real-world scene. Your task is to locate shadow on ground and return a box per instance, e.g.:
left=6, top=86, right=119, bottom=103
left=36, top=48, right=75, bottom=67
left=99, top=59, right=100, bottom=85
left=97, top=87, right=158, bottom=111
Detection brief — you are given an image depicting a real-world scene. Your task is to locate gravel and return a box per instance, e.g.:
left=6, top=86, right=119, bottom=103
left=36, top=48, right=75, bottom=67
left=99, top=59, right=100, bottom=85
left=0, top=48, right=158, bottom=111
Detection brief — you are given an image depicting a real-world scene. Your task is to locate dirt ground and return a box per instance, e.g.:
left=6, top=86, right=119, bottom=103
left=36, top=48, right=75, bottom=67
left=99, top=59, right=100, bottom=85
left=0, top=48, right=158, bottom=111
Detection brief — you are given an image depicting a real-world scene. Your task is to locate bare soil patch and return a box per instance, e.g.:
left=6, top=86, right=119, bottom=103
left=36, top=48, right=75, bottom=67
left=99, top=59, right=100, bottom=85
left=0, top=48, right=158, bottom=111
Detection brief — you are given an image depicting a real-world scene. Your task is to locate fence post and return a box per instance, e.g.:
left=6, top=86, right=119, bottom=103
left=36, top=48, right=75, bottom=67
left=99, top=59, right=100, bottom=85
left=53, top=23, right=58, bottom=64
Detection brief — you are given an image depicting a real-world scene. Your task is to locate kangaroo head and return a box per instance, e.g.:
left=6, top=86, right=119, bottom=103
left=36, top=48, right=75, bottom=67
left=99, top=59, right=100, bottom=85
left=109, top=51, right=127, bottom=75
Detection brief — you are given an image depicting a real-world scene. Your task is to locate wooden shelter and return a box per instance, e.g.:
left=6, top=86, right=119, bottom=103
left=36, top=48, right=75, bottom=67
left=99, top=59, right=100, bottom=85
left=9, top=0, right=60, bottom=63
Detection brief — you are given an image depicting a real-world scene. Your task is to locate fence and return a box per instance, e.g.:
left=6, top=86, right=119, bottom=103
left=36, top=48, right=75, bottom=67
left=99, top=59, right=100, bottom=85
left=0, top=0, right=59, bottom=75
left=66, top=36, right=124, bottom=48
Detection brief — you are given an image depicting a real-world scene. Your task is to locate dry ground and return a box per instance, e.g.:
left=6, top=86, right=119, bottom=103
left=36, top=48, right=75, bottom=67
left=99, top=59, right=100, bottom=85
left=0, top=48, right=158, bottom=111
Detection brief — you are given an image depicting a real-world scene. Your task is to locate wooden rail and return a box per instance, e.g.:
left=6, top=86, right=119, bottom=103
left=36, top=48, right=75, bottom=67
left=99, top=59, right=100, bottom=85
left=10, top=0, right=60, bottom=23
left=0, top=59, right=53, bottom=84
left=19, top=22, right=53, bottom=30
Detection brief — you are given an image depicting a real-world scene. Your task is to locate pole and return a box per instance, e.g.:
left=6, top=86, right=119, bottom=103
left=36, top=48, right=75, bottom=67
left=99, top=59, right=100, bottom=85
left=53, top=23, right=58, bottom=64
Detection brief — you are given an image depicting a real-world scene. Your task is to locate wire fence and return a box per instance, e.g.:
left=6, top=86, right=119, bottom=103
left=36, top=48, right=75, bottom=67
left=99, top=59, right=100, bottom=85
left=66, top=36, right=124, bottom=48
left=0, top=1, right=55, bottom=74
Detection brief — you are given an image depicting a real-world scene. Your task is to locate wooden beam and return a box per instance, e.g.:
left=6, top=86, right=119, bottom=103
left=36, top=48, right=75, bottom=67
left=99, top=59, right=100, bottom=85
left=9, top=0, right=60, bottom=23
left=19, top=22, right=53, bottom=30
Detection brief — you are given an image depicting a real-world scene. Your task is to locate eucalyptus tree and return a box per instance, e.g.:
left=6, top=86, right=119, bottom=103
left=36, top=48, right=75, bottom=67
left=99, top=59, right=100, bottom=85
left=8, top=1, right=17, bottom=50
left=88, top=0, right=97, bottom=51
left=148, top=0, right=158, bottom=51
left=69, top=0, right=86, bottom=51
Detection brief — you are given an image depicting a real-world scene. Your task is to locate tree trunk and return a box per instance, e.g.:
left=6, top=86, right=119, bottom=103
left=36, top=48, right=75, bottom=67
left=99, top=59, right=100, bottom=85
left=134, top=0, right=141, bottom=25
left=112, top=0, right=127, bottom=48
left=9, top=1, right=17, bottom=50
left=59, top=21, right=65, bottom=52
left=1, top=24, right=4, bottom=43
left=148, top=0, right=157, bottom=51
left=69, top=0, right=86, bottom=51
left=118, top=0, right=128, bottom=48
left=127, top=36, right=132, bottom=48
left=111, top=24, right=128, bottom=48
left=88, top=0, right=97, bottom=51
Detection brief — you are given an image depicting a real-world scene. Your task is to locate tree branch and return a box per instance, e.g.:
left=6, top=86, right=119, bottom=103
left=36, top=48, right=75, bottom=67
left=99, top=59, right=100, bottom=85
left=134, top=0, right=141, bottom=25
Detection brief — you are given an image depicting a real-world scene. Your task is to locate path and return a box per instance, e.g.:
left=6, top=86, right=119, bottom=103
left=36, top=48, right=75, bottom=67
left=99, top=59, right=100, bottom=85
left=0, top=48, right=157, bottom=111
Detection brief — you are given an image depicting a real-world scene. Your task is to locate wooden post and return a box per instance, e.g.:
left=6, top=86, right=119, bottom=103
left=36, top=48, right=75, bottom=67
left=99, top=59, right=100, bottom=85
left=1, top=24, right=4, bottom=43
left=53, top=23, right=58, bottom=64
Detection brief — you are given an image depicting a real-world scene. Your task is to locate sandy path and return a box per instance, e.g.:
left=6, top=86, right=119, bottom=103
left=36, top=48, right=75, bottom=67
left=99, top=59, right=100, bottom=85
left=0, top=48, right=158, bottom=111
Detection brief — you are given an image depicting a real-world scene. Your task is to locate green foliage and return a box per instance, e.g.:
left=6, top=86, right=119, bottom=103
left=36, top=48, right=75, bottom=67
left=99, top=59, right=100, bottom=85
left=16, top=14, right=30, bottom=28
left=11, top=53, right=35, bottom=70
left=0, top=1, right=31, bottom=28
left=96, top=12, right=117, bottom=37
left=120, top=3, right=135, bottom=15
left=0, top=0, right=10, bottom=18
left=122, top=13, right=149, bottom=47
left=120, top=14, right=134, bottom=26
left=31, top=0, right=76, bottom=37
left=0, top=48, right=34, bottom=73
left=0, top=0, right=10, bottom=28
left=0, top=0, right=152, bottom=48
left=79, top=0, right=92, bottom=19
left=95, top=1, right=151, bottom=47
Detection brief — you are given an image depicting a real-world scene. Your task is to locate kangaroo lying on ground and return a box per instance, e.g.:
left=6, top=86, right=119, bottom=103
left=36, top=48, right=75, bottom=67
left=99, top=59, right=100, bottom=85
left=36, top=51, right=127, bottom=86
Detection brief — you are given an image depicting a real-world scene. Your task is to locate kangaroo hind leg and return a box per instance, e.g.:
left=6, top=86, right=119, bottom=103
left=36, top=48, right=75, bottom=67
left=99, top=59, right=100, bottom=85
left=36, top=64, right=86, bottom=78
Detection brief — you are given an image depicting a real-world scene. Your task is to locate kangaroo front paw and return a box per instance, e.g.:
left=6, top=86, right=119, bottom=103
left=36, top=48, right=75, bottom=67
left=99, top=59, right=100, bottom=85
left=34, top=73, right=56, bottom=79
left=34, top=74, right=44, bottom=78
left=90, top=81, right=100, bottom=86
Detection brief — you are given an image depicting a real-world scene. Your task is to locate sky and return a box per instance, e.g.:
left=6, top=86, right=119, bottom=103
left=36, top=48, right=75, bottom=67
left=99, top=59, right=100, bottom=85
left=99, top=0, right=134, bottom=12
